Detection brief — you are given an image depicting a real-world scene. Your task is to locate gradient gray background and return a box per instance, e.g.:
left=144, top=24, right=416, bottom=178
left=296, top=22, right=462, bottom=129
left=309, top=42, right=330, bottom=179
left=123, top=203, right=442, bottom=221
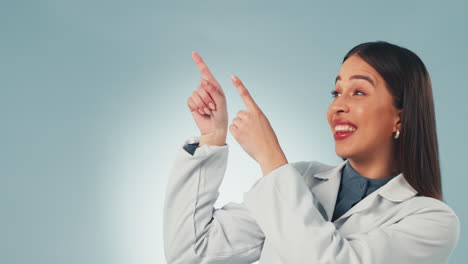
left=2, top=0, right=466, bottom=263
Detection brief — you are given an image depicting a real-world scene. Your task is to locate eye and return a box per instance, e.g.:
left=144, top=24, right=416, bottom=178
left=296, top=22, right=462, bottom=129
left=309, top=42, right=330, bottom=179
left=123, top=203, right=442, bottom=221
left=355, top=90, right=365, bottom=95
left=330, top=89, right=365, bottom=98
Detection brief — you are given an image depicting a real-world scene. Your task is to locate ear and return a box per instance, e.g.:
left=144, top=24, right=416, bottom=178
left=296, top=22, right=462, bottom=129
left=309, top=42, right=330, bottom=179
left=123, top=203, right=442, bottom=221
left=394, top=109, right=403, bottom=130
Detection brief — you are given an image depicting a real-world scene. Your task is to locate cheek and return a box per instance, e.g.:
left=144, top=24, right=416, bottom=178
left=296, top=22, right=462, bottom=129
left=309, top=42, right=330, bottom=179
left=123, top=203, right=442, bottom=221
left=326, top=107, right=333, bottom=126
left=354, top=104, right=386, bottom=131
left=357, top=103, right=394, bottom=137
left=353, top=104, right=369, bottom=124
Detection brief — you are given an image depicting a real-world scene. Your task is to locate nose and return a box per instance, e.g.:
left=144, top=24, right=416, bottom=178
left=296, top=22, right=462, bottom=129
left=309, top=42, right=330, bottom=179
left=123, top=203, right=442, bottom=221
left=329, top=96, right=350, bottom=114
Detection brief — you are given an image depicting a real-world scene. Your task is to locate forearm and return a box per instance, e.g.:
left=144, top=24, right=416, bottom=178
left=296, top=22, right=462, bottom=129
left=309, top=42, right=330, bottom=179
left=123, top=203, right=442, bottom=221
left=258, top=146, right=288, bottom=176
left=163, top=137, right=229, bottom=262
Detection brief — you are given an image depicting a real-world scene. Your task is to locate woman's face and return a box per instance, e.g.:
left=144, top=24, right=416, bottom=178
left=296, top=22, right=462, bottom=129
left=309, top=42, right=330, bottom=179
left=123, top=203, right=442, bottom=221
left=326, top=55, right=401, bottom=161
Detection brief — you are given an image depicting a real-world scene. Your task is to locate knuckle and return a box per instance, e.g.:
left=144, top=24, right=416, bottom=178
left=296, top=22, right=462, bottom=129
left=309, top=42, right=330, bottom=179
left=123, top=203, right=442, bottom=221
left=193, top=99, right=202, bottom=106
left=206, top=83, right=216, bottom=93
left=195, top=87, right=204, bottom=95
left=239, top=110, right=248, bottom=118
left=193, top=95, right=202, bottom=103
left=196, top=84, right=205, bottom=92
left=203, top=83, right=216, bottom=94
left=195, top=89, right=204, bottom=97
left=196, top=90, right=209, bottom=103
left=201, top=94, right=210, bottom=103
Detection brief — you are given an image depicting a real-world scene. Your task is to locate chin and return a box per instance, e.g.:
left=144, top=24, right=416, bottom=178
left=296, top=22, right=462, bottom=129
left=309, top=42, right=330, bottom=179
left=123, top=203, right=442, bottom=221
left=338, top=153, right=348, bottom=158
left=335, top=151, right=349, bottom=160
left=335, top=147, right=353, bottom=160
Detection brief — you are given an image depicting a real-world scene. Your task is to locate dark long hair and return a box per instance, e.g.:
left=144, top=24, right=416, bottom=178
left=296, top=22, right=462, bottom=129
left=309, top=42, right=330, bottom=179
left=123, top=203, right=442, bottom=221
left=341, top=41, right=442, bottom=201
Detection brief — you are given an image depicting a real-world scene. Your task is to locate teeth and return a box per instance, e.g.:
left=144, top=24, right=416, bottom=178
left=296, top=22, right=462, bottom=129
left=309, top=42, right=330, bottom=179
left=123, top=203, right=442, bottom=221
left=335, top=125, right=357, bottom=132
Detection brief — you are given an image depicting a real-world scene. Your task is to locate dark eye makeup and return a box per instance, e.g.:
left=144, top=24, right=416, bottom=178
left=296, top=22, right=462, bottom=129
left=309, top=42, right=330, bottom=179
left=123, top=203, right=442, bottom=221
left=330, top=89, right=365, bottom=98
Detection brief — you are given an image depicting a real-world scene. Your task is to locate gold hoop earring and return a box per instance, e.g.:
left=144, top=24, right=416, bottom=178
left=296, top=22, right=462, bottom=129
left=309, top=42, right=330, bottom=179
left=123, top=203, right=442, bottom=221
left=394, top=129, right=400, bottom=139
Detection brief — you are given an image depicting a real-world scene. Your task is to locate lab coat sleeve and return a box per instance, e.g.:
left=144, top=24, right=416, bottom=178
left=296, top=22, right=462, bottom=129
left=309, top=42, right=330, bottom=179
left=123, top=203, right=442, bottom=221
left=243, top=163, right=460, bottom=264
left=163, top=136, right=265, bottom=264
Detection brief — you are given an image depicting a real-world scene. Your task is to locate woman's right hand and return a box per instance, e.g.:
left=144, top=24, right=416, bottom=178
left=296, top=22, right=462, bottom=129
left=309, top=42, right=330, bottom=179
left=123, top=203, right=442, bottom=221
left=187, top=52, right=228, bottom=146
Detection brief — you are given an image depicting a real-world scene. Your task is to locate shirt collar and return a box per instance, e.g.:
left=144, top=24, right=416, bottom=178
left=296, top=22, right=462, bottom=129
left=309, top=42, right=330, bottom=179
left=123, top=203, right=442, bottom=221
left=342, top=161, right=397, bottom=188
left=313, top=159, right=418, bottom=202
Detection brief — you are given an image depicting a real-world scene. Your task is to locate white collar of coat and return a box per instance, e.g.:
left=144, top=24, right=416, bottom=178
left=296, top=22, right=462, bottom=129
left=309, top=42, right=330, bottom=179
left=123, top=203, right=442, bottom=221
left=312, top=159, right=418, bottom=202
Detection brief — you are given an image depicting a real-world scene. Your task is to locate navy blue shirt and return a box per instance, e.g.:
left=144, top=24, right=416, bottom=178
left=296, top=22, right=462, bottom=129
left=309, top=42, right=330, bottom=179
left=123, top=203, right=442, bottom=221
left=183, top=143, right=398, bottom=222
left=183, top=142, right=200, bottom=155
left=331, top=161, right=399, bottom=221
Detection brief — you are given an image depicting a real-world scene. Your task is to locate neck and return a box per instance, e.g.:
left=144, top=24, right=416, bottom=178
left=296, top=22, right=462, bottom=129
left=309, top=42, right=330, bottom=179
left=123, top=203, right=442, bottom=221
left=347, top=145, right=400, bottom=180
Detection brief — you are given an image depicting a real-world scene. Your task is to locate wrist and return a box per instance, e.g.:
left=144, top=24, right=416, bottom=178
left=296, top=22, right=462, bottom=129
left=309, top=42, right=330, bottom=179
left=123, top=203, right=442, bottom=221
left=199, top=130, right=227, bottom=146
left=259, top=149, right=288, bottom=176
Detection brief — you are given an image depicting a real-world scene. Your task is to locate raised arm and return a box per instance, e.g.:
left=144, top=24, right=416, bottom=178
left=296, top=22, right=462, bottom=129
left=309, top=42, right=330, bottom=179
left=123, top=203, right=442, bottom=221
left=163, top=137, right=265, bottom=263
left=164, top=52, right=266, bottom=263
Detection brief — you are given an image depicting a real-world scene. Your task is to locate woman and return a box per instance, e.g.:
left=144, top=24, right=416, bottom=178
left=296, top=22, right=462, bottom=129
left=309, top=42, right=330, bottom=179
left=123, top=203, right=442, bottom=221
left=163, top=41, right=460, bottom=263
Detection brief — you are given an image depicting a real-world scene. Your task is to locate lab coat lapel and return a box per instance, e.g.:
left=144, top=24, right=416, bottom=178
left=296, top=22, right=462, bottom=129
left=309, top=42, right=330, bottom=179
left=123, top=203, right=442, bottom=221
left=310, top=159, right=419, bottom=223
left=332, top=166, right=419, bottom=222
left=333, top=188, right=380, bottom=222
left=310, top=159, right=348, bottom=221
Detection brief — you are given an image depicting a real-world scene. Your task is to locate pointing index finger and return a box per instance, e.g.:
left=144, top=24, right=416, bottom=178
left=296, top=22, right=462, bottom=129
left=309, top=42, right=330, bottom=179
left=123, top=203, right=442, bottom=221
left=231, top=74, right=258, bottom=111
left=192, top=51, right=221, bottom=89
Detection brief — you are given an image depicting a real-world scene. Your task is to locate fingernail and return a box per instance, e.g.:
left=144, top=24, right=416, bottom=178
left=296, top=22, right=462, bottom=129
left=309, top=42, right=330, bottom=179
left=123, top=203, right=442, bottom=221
left=209, top=103, right=215, bottom=110
left=193, top=51, right=201, bottom=63
left=231, top=74, right=236, bottom=81
left=198, top=108, right=204, bottom=115
left=204, top=107, right=211, bottom=115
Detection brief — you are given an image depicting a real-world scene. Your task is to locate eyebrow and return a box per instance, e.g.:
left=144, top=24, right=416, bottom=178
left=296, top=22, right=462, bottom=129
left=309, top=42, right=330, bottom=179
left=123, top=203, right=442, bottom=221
left=335, top=74, right=375, bottom=87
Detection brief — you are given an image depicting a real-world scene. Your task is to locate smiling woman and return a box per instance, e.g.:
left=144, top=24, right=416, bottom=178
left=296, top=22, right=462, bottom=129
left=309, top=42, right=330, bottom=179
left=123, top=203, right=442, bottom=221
left=328, top=42, right=442, bottom=200
left=163, top=42, right=460, bottom=263
left=327, top=53, right=404, bottom=182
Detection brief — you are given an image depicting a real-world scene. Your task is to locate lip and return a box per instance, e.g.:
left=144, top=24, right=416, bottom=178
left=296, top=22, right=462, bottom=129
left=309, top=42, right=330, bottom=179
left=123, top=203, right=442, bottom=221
left=334, top=130, right=356, bottom=140
left=333, top=119, right=358, bottom=141
left=333, top=119, right=357, bottom=128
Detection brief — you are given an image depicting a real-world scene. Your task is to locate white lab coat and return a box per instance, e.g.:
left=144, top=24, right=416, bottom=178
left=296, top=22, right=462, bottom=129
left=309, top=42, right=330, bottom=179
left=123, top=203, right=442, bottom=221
left=163, top=136, right=460, bottom=264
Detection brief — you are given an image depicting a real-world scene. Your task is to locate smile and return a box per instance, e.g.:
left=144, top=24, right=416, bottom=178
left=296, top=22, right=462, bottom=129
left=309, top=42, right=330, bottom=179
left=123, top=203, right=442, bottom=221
left=334, top=129, right=357, bottom=141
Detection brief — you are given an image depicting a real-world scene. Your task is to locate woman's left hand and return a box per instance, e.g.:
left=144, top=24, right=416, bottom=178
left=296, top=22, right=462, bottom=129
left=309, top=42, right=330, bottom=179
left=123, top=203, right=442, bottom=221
left=229, top=74, right=288, bottom=176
